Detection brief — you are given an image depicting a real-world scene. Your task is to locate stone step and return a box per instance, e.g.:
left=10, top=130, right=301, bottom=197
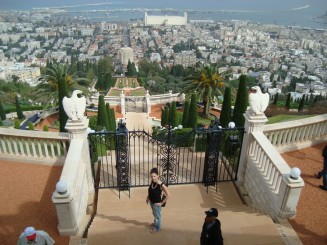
left=86, top=183, right=287, bottom=245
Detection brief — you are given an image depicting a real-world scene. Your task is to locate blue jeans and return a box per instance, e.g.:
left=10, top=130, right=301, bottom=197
left=150, top=202, right=161, bottom=231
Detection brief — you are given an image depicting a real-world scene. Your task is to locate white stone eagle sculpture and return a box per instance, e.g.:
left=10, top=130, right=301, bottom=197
left=248, top=86, right=270, bottom=115
left=63, top=90, right=86, bottom=121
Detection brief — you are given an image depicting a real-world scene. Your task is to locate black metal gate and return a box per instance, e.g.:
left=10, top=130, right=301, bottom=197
left=89, top=121, right=244, bottom=194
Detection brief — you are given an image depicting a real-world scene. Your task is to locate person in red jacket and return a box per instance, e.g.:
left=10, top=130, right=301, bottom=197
left=200, top=208, right=224, bottom=245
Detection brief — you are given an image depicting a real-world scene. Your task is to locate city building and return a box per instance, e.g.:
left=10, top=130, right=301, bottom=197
left=144, top=12, right=187, bottom=26
left=119, top=46, right=133, bottom=67
left=174, top=50, right=196, bottom=67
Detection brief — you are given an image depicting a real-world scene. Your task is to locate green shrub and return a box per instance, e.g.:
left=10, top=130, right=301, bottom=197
left=0, top=120, right=3, bottom=126
left=28, top=122, right=34, bottom=130
left=195, top=133, right=207, bottom=152
left=14, top=119, right=20, bottom=129
left=173, top=128, right=194, bottom=147
left=43, top=125, right=49, bottom=131
left=89, top=115, right=98, bottom=131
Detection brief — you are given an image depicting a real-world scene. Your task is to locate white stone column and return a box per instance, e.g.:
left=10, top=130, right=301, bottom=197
left=120, top=92, right=126, bottom=114
left=237, top=110, right=268, bottom=184
left=65, top=117, right=95, bottom=206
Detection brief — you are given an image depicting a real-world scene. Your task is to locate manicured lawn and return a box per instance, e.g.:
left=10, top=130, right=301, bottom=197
left=267, top=114, right=317, bottom=124
left=197, top=113, right=215, bottom=125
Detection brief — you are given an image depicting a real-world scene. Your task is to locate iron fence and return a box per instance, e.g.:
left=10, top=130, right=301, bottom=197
left=89, top=122, right=244, bottom=194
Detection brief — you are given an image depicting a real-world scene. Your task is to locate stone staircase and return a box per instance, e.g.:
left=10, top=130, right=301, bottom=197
left=73, top=183, right=302, bottom=245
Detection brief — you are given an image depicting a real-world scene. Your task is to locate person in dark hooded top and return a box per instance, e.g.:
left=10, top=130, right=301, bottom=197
left=200, top=208, right=223, bottom=245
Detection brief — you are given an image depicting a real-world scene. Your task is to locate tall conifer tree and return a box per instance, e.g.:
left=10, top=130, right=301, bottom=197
left=97, top=95, right=110, bottom=130
left=232, top=75, right=248, bottom=127
left=15, top=96, right=24, bottom=120
left=188, top=93, right=198, bottom=128
left=220, top=87, right=232, bottom=128
left=182, top=100, right=190, bottom=128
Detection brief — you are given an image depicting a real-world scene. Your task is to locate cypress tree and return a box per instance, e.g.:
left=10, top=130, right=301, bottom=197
left=161, top=106, right=169, bottom=127
left=161, top=108, right=166, bottom=127
left=110, top=108, right=116, bottom=130
left=105, top=103, right=113, bottom=131
left=170, top=101, right=178, bottom=127
left=220, top=87, right=232, bottom=128
left=298, top=94, right=305, bottom=112
left=285, top=93, right=291, bottom=110
left=273, top=93, right=279, bottom=105
left=232, top=74, right=248, bottom=127
left=188, top=93, right=198, bottom=128
left=15, top=96, right=24, bottom=120
left=182, top=100, right=190, bottom=128
left=97, top=95, right=110, bottom=130
left=0, top=102, right=6, bottom=120
left=58, top=78, right=68, bottom=132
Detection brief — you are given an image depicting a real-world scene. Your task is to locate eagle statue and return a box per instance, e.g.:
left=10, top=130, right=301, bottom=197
left=63, top=90, right=86, bottom=121
left=248, top=86, right=270, bottom=115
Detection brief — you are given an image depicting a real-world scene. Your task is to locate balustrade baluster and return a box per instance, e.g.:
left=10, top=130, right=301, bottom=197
left=13, top=137, right=18, bottom=154
left=44, top=140, right=49, bottom=158
left=0, top=138, right=7, bottom=154
left=50, top=141, right=55, bottom=157
left=56, top=142, right=61, bottom=156
left=25, top=139, right=31, bottom=157
left=7, top=137, right=13, bottom=154
left=18, top=139, right=25, bottom=156
left=31, top=139, right=37, bottom=156
left=37, top=141, right=42, bottom=157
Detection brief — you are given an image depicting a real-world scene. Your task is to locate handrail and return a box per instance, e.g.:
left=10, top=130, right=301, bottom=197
left=0, top=128, right=69, bottom=165
left=263, top=114, right=327, bottom=151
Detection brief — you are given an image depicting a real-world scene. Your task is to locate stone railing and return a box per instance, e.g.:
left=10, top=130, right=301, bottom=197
left=237, top=111, right=305, bottom=220
left=0, top=128, right=69, bottom=165
left=52, top=118, right=94, bottom=236
left=244, top=131, right=304, bottom=219
left=263, top=114, right=327, bottom=153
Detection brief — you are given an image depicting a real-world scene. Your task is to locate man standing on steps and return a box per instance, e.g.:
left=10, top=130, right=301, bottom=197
left=200, top=208, right=224, bottom=245
left=317, top=144, right=327, bottom=191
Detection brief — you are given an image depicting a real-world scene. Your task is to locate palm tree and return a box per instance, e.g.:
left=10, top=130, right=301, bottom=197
left=184, top=63, right=233, bottom=118
left=35, top=64, right=90, bottom=106
left=35, top=64, right=90, bottom=132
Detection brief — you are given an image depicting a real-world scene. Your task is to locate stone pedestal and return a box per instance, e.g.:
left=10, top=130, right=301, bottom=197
left=237, top=111, right=268, bottom=183
left=52, top=191, right=78, bottom=236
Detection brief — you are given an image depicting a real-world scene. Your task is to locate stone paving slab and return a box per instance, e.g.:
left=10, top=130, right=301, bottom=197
left=87, top=183, right=286, bottom=245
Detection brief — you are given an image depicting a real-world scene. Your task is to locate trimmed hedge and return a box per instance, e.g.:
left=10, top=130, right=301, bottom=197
left=173, top=128, right=194, bottom=147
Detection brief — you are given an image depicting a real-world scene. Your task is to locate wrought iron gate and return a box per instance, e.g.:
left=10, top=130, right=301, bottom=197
left=89, top=121, right=244, bottom=192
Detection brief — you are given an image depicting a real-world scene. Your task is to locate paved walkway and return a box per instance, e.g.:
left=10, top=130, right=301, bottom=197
left=124, top=112, right=153, bottom=131
left=282, top=143, right=327, bottom=245
left=87, top=183, right=286, bottom=245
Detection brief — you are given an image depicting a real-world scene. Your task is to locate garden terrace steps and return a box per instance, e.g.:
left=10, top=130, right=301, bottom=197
left=84, top=183, right=298, bottom=245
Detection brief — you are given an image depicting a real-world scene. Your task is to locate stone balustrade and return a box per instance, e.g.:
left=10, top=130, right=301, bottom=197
left=52, top=117, right=94, bottom=236
left=52, top=139, right=91, bottom=236
left=0, top=128, right=69, bottom=165
left=263, top=114, right=327, bottom=153
left=245, top=131, right=304, bottom=219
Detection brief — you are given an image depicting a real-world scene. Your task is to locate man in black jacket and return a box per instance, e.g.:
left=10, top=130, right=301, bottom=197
left=317, top=144, right=327, bottom=191
left=200, top=208, right=223, bottom=245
